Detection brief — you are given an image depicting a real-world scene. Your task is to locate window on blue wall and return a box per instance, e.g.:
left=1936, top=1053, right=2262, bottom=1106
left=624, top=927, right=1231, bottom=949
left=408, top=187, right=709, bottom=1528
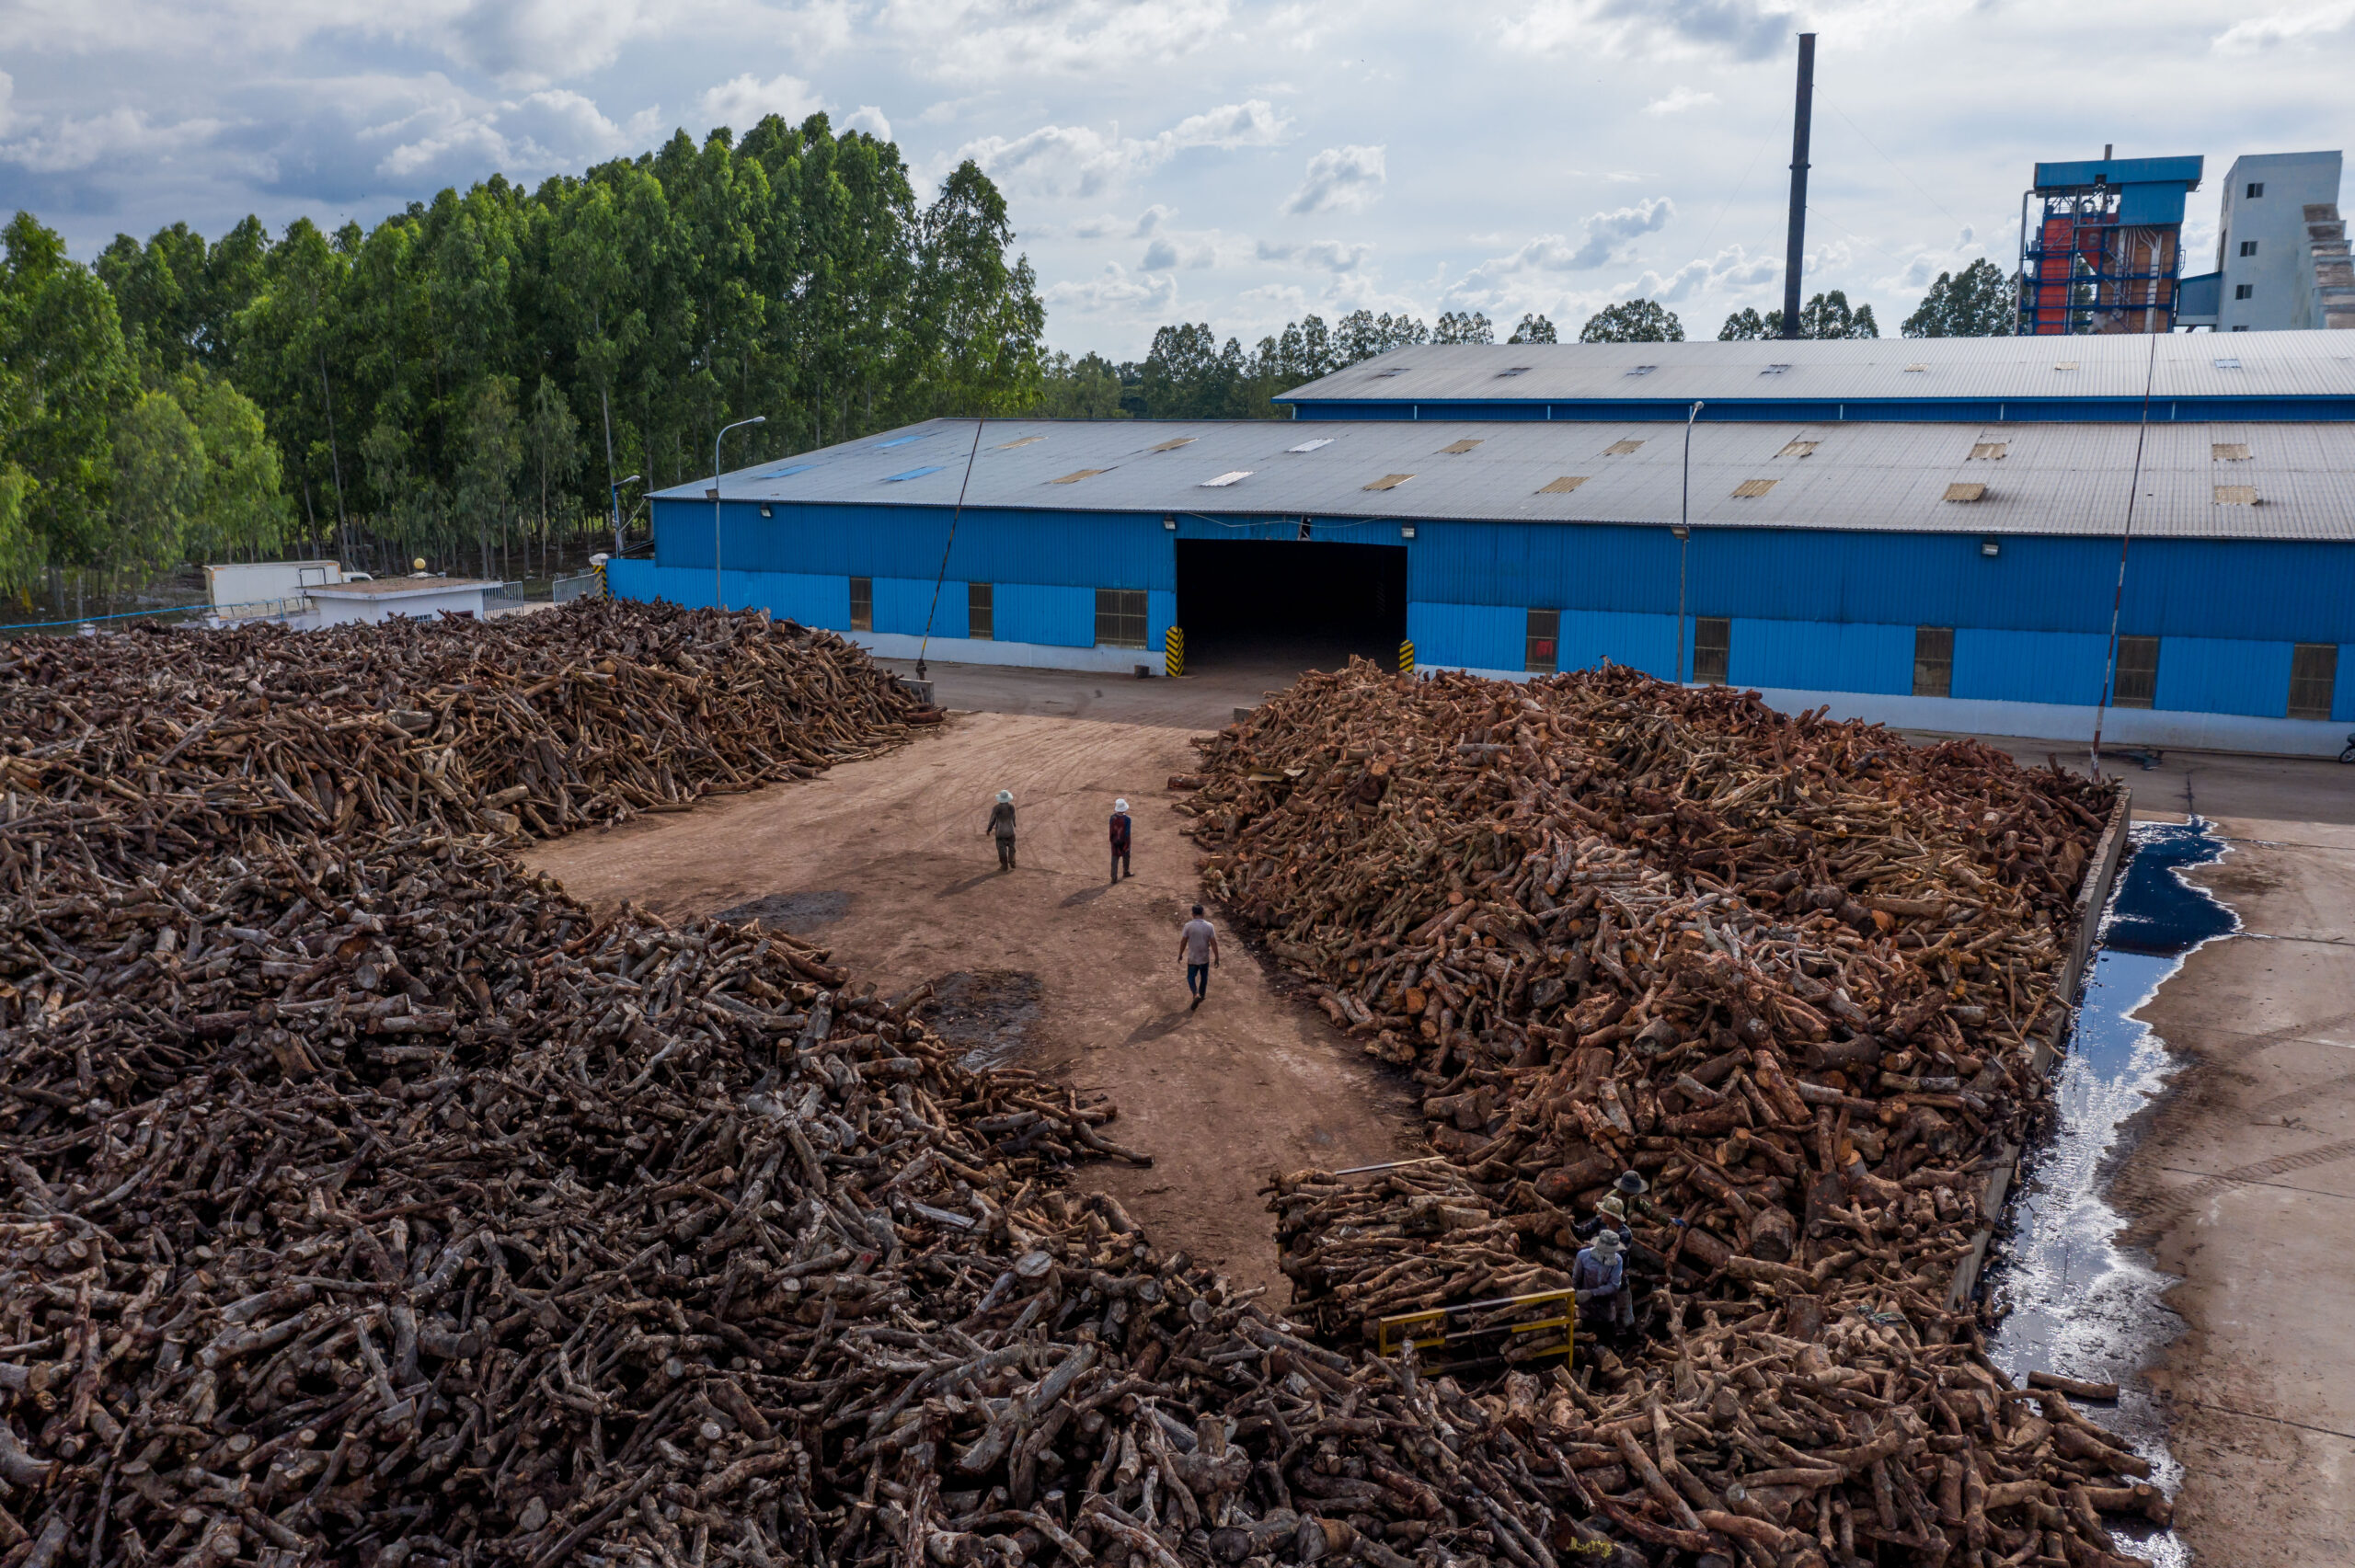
left=1913, top=627, right=1954, bottom=698
left=1694, top=618, right=1730, bottom=685
left=2289, top=644, right=2337, bottom=721
left=969, top=582, right=994, bottom=641
left=2111, top=635, right=2157, bottom=708
left=1096, top=589, right=1148, bottom=648
left=1525, top=609, right=1559, bottom=675
left=849, top=578, right=873, bottom=632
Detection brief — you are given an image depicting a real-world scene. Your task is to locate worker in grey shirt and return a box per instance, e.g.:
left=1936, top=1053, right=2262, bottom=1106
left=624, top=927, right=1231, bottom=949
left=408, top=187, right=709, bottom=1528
left=1571, top=1227, right=1634, bottom=1338
left=984, top=789, right=1017, bottom=870
left=1178, top=904, right=1219, bottom=1010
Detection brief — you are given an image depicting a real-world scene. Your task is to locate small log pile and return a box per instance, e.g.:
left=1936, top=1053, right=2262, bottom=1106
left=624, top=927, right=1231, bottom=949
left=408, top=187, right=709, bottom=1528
left=0, top=599, right=936, bottom=853
left=1183, top=663, right=2155, bottom=1564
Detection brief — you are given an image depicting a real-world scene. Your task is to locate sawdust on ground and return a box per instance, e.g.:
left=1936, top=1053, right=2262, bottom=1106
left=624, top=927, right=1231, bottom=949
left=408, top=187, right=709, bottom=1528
left=526, top=709, right=1420, bottom=1295
left=2112, top=818, right=2355, bottom=1567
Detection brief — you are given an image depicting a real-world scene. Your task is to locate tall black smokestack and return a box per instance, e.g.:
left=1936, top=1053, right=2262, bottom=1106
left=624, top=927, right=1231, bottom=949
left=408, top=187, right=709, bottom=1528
left=1780, top=32, right=1816, bottom=340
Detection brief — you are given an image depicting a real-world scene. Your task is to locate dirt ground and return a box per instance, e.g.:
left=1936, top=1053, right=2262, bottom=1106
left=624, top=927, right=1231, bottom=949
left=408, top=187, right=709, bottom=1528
left=526, top=707, right=1420, bottom=1295
left=2108, top=816, right=2355, bottom=1567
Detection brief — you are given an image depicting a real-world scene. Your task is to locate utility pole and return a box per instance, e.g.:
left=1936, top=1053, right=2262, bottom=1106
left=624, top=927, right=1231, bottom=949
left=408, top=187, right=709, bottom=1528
left=711, top=418, right=765, bottom=612
left=1677, top=402, right=1702, bottom=683
left=1781, top=32, right=1817, bottom=340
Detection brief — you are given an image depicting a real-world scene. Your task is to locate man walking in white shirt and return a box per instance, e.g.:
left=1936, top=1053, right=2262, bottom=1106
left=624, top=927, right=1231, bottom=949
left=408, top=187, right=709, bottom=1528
left=1178, top=906, right=1220, bottom=1012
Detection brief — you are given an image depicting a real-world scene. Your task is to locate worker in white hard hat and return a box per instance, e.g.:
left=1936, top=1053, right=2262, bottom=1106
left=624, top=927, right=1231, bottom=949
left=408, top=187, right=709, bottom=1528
left=1109, top=797, right=1132, bottom=882
left=984, top=789, right=1018, bottom=871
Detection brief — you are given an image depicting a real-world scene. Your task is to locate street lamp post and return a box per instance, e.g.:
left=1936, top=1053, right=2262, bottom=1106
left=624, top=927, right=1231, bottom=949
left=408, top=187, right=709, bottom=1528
left=1677, top=401, right=1704, bottom=683
left=710, top=418, right=766, bottom=612
left=609, top=474, right=641, bottom=559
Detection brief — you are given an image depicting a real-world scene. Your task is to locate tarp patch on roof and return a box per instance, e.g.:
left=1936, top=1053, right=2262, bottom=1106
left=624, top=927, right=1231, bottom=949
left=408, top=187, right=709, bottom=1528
left=1777, top=439, right=1821, bottom=458
left=1944, top=482, right=1987, bottom=503
left=1051, top=469, right=1109, bottom=484
left=1147, top=437, right=1197, bottom=452
left=996, top=435, right=1046, bottom=450
left=1436, top=439, right=1483, bottom=454
left=1969, top=442, right=2008, bottom=461
left=1200, top=471, right=1253, bottom=487
left=1538, top=476, right=1590, bottom=494
left=1730, top=478, right=1777, bottom=498
left=2213, top=442, right=2251, bottom=461
left=1604, top=439, right=1645, bottom=455
left=2215, top=485, right=2258, bottom=505
left=1362, top=474, right=1414, bottom=491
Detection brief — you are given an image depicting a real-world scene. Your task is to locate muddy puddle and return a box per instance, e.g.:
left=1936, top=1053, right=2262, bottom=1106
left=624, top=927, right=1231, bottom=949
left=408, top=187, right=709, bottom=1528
left=1985, top=819, right=2237, bottom=1565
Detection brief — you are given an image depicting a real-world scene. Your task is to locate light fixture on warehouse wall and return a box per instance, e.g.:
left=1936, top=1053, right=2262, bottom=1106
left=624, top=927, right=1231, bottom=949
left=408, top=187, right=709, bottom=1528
left=1163, top=516, right=1178, bottom=531
left=1400, top=525, right=1417, bottom=539
left=1982, top=536, right=2002, bottom=557
left=760, top=504, right=773, bottom=518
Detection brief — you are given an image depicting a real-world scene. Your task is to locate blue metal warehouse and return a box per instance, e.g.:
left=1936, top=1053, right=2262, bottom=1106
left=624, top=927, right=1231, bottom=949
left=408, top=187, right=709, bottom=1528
left=622, top=330, right=2355, bottom=755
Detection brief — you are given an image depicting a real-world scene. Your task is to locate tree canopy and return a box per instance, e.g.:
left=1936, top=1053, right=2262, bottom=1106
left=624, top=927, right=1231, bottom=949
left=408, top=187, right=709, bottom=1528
left=1578, top=299, right=1685, bottom=342
left=7, top=110, right=1047, bottom=600
left=1717, top=291, right=1879, bottom=340
left=1033, top=308, right=1448, bottom=420
left=1901, top=259, right=2016, bottom=338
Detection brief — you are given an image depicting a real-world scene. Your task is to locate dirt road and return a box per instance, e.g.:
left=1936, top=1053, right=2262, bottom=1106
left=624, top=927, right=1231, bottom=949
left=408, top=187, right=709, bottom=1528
left=2112, top=818, right=2355, bottom=1566
left=527, top=709, right=1419, bottom=1293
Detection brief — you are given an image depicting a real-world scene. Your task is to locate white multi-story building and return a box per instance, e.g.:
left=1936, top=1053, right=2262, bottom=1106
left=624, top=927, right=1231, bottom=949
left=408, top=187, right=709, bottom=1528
left=2178, top=151, right=2350, bottom=330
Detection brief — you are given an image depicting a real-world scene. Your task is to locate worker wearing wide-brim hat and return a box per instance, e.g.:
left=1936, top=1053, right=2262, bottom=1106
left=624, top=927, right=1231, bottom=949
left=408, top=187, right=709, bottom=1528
left=984, top=789, right=1018, bottom=871
left=1571, top=1227, right=1635, bottom=1335
left=1109, top=797, right=1133, bottom=882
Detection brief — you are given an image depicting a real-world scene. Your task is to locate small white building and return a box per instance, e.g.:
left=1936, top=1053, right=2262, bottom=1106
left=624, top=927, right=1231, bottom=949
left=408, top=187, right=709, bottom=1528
left=2177, top=151, right=2350, bottom=331
left=295, top=577, right=501, bottom=628
left=205, top=559, right=344, bottom=622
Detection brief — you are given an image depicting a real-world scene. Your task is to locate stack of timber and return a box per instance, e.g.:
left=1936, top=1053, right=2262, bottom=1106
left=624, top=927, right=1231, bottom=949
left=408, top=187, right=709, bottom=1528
left=0, top=599, right=936, bottom=851
left=1184, top=662, right=2159, bottom=1565
left=0, top=614, right=1635, bottom=1568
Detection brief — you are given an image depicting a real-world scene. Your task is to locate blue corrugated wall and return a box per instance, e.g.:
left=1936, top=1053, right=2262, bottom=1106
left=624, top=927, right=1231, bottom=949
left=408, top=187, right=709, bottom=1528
left=627, top=498, right=2355, bottom=719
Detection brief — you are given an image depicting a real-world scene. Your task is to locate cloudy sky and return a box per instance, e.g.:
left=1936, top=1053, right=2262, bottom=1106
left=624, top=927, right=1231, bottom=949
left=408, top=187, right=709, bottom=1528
left=3, top=0, right=2349, bottom=359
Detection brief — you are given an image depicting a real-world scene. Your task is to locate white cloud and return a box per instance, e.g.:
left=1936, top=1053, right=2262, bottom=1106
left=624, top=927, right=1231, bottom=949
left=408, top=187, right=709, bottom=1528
left=1256, top=238, right=1373, bottom=272
left=1463, top=198, right=1676, bottom=286
left=1503, top=0, right=1798, bottom=62
left=699, top=72, right=828, bottom=132
left=0, top=103, right=209, bottom=173
left=869, top=0, right=1235, bottom=81
left=1642, top=86, right=1716, bottom=115
left=371, top=85, right=640, bottom=183
left=1283, top=144, right=1384, bottom=216
left=2213, top=2, right=2355, bottom=50
left=958, top=99, right=1289, bottom=199
left=1043, top=260, right=1179, bottom=315
left=844, top=105, right=892, bottom=139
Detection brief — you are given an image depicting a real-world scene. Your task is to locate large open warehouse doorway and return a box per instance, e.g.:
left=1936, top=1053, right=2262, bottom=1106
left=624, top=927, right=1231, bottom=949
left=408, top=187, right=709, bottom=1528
left=1175, top=538, right=1407, bottom=673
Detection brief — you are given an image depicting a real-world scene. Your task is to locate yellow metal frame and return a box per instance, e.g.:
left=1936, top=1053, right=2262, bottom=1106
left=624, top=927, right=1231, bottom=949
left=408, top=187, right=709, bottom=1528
left=1376, top=1288, right=1575, bottom=1367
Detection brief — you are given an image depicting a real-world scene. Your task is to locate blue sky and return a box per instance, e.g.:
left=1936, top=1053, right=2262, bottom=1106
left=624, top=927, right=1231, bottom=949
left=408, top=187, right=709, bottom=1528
left=2, top=0, right=2349, bottom=358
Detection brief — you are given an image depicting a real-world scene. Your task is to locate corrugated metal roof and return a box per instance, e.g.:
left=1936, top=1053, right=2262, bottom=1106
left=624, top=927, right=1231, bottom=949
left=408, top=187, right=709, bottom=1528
left=1271, top=330, right=2355, bottom=407
left=651, top=416, right=2355, bottom=542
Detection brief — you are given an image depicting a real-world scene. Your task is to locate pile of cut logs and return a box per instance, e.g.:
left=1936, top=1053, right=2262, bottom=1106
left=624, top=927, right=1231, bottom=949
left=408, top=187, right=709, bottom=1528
left=1181, top=662, right=2158, bottom=1564
left=6, top=615, right=1672, bottom=1568
left=0, top=818, right=1658, bottom=1568
left=0, top=599, right=936, bottom=852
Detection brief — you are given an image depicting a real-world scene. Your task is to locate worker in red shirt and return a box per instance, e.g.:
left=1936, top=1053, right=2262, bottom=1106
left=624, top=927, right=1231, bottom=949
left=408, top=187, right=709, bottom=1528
left=1109, top=797, right=1132, bottom=882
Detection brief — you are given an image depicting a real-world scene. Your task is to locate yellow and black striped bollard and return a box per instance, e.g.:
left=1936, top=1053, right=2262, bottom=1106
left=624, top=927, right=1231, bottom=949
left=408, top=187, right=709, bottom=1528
left=1165, top=624, right=1185, bottom=677
left=1397, top=638, right=1415, bottom=674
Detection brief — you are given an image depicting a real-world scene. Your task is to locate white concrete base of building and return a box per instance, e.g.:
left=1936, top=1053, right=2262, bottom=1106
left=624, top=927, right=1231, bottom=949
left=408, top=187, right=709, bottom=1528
left=1430, top=665, right=2351, bottom=758
left=849, top=632, right=1160, bottom=674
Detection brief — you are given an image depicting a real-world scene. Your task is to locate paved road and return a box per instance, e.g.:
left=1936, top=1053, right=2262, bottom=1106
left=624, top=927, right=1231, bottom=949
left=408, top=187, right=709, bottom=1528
left=2112, top=820, right=2355, bottom=1566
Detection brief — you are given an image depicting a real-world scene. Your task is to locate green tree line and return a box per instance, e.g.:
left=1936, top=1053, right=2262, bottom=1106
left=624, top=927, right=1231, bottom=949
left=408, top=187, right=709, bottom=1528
left=0, top=112, right=1045, bottom=603
left=1063, top=261, right=2021, bottom=413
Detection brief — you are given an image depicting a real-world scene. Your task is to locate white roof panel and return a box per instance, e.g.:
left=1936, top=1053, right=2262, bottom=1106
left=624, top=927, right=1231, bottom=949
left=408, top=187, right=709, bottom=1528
left=653, top=417, right=2355, bottom=542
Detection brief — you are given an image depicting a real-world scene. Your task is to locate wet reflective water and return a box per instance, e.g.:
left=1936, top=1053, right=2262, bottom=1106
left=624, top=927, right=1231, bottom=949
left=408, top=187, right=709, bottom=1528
left=1986, top=819, right=2235, bottom=1566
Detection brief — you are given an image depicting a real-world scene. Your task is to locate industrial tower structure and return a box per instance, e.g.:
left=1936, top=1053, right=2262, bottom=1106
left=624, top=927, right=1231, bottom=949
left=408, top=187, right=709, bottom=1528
left=2018, top=153, right=2203, bottom=335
